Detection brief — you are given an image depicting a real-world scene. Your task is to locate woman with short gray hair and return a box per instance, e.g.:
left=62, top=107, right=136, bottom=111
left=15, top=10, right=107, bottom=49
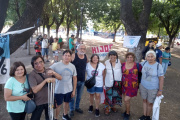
left=139, top=50, right=164, bottom=120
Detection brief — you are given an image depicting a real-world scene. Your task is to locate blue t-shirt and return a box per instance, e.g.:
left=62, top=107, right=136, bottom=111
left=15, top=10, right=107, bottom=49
left=140, top=61, right=164, bottom=90
left=162, top=52, right=171, bottom=63
left=155, top=49, right=162, bottom=63
left=69, top=38, right=74, bottom=50
left=4, top=77, right=29, bottom=113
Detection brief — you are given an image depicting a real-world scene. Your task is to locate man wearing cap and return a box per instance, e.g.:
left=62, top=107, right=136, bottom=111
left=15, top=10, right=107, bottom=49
left=155, top=43, right=163, bottom=64
left=142, top=41, right=155, bottom=60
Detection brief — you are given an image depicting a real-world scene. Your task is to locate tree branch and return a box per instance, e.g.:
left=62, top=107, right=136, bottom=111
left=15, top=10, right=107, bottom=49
left=8, top=0, right=47, bottom=54
left=0, top=0, right=9, bottom=32
left=139, top=0, right=153, bottom=30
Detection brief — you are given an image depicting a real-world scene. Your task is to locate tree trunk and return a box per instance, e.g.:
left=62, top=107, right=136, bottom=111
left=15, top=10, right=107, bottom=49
left=76, top=27, right=80, bottom=38
left=171, top=38, right=175, bottom=48
left=113, top=29, right=117, bottom=42
left=8, top=0, right=47, bottom=54
left=129, top=34, right=146, bottom=62
left=120, top=0, right=152, bottom=62
left=56, top=27, right=59, bottom=38
left=43, top=24, right=45, bottom=35
left=66, top=26, right=70, bottom=49
left=47, top=27, right=50, bottom=38
left=169, top=37, right=173, bottom=48
left=15, top=0, right=21, bottom=19
left=0, top=0, right=9, bottom=32
left=36, top=28, right=38, bottom=35
left=157, top=27, right=160, bottom=38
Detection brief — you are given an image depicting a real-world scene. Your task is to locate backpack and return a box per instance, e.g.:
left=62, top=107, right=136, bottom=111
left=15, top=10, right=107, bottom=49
left=34, top=44, right=39, bottom=50
left=137, top=61, right=159, bottom=83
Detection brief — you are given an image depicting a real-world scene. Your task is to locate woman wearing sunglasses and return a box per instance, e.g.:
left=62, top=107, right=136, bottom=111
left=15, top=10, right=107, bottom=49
left=4, top=61, right=30, bottom=120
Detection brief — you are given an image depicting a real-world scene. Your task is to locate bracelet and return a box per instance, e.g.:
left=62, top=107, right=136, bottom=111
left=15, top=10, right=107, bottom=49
left=159, top=90, right=163, bottom=91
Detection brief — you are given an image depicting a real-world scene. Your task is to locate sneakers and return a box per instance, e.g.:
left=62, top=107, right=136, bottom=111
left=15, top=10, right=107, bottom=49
left=88, top=105, right=93, bottom=113
left=62, top=114, right=71, bottom=120
left=139, top=115, right=147, bottom=120
left=69, top=111, right=74, bottom=117
left=146, top=116, right=151, bottom=120
left=123, top=113, right=130, bottom=120
left=95, top=109, right=100, bottom=117
left=122, top=111, right=126, bottom=117
left=75, top=108, right=83, bottom=113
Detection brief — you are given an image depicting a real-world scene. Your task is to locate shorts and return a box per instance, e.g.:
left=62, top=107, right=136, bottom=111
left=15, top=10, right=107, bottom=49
left=55, top=91, right=72, bottom=105
left=53, top=51, right=59, bottom=57
left=139, top=84, right=158, bottom=103
left=42, top=48, right=49, bottom=56
left=87, top=86, right=103, bottom=94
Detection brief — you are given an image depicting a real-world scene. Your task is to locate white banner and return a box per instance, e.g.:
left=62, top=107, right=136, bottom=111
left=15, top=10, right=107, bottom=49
left=123, top=36, right=141, bottom=48
left=1, top=26, right=35, bottom=37
left=91, top=44, right=113, bottom=61
left=0, top=26, right=35, bottom=84
left=0, top=35, right=10, bottom=84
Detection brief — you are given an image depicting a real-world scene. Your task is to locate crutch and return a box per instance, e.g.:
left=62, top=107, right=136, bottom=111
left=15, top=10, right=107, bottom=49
left=48, top=82, right=55, bottom=120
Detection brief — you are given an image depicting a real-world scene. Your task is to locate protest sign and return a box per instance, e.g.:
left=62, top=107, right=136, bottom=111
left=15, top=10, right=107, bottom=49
left=91, top=44, right=113, bottom=61
left=0, top=35, right=10, bottom=84
left=123, top=36, right=141, bottom=48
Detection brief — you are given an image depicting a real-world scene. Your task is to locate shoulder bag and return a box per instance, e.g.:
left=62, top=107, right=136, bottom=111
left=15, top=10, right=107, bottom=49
left=110, top=62, right=118, bottom=91
left=85, top=64, right=98, bottom=89
left=24, top=74, right=36, bottom=114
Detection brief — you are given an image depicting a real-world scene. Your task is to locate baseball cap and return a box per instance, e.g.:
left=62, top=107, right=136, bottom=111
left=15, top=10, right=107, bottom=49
left=156, top=43, right=162, bottom=47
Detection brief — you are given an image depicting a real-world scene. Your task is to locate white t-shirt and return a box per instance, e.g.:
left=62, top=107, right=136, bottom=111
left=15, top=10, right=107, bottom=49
left=86, top=62, right=105, bottom=87
left=105, top=59, right=122, bottom=87
left=42, top=39, right=49, bottom=48
left=50, top=62, right=77, bottom=94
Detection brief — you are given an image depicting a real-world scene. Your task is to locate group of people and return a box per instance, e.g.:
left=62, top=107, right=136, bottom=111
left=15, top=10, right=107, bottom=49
left=142, top=40, right=171, bottom=76
left=34, top=34, right=64, bottom=62
left=4, top=39, right=167, bottom=120
left=34, top=34, right=83, bottom=63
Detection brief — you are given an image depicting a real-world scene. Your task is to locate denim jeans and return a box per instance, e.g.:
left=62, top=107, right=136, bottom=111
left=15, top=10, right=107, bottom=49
left=30, top=103, right=49, bottom=120
left=69, top=81, right=84, bottom=111
left=162, top=62, right=168, bottom=75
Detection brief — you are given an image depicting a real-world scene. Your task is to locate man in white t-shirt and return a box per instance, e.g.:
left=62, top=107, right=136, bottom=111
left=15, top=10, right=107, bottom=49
left=41, top=34, right=50, bottom=62
left=50, top=50, right=77, bottom=120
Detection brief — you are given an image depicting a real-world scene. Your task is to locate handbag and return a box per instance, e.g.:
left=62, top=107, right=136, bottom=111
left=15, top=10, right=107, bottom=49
left=24, top=75, right=36, bottom=114
left=168, top=53, right=171, bottom=66
left=25, top=99, right=36, bottom=114
left=110, top=62, right=118, bottom=91
left=85, top=64, right=98, bottom=89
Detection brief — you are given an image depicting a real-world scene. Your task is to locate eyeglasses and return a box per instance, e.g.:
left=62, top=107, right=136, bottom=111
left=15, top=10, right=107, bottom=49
left=34, top=61, right=43, bottom=66
left=21, top=83, right=28, bottom=93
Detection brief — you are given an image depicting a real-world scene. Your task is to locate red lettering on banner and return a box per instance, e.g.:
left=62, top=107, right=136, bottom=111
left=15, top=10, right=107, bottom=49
left=97, top=47, right=99, bottom=53
left=92, top=47, right=97, bottom=53
left=109, top=44, right=113, bottom=49
left=99, top=46, right=104, bottom=52
left=104, top=45, right=109, bottom=52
